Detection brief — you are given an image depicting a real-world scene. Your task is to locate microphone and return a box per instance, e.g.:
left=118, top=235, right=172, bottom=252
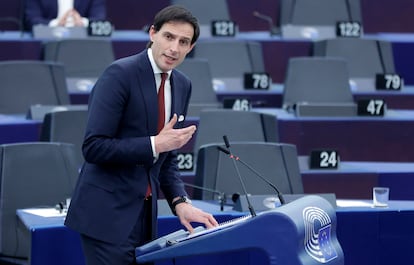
left=221, top=135, right=257, bottom=217
left=217, top=145, right=230, bottom=155
left=184, top=183, right=227, bottom=211
left=253, top=11, right=280, bottom=36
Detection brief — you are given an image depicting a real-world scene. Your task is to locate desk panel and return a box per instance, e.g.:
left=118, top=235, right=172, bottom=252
left=180, top=108, right=414, bottom=162
left=262, top=109, right=414, bottom=162
left=31, top=226, right=84, bottom=265
left=299, top=159, right=414, bottom=200
left=215, top=88, right=414, bottom=110
left=336, top=201, right=414, bottom=265
left=392, top=41, right=414, bottom=86
left=0, top=39, right=42, bottom=61
left=0, top=115, right=40, bottom=144
left=278, top=117, right=411, bottom=161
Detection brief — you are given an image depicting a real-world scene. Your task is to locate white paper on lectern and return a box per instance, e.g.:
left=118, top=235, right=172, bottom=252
left=22, top=208, right=66, bottom=217
left=336, top=200, right=373, bottom=207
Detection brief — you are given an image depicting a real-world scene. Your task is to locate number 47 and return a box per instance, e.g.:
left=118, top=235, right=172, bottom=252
left=366, top=100, right=384, bottom=115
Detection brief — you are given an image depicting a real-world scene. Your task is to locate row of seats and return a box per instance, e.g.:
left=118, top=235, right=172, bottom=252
left=108, top=0, right=414, bottom=34
left=0, top=35, right=397, bottom=113
left=43, top=38, right=114, bottom=78
left=173, top=0, right=362, bottom=40
left=0, top=38, right=114, bottom=115
left=0, top=36, right=395, bottom=117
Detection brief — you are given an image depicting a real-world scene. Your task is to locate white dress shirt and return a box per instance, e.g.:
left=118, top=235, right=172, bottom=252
left=147, top=48, right=172, bottom=157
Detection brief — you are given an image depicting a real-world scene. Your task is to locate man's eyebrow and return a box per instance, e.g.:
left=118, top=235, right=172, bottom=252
left=180, top=36, right=191, bottom=42
left=163, top=31, right=191, bottom=42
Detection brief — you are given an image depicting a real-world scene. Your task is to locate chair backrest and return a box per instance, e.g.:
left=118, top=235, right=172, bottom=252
left=0, top=16, right=23, bottom=31
left=194, top=40, right=265, bottom=77
left=43, top=38, right=115, bottom=78
left=192, top=40, right=265, bottom=90
left=0, top=60, right=70, bottom=115
left=176, top=58, right=221, bottom=116
left=0, top=0, right=24, bottom=31
left=282, top=57, right=353, bottom=109
left=279, top=0, right=362, bottom=26
left=193, top=109, right=279, bottom=158
left=194, top=142, right=303, bottom=200
left=313, top=38, right=396, bottom=78
left=40, top=109, right=88, bottom=165
left=0, top=142, right=79, bottom=258
left=171, top=0, right=230, bottom=25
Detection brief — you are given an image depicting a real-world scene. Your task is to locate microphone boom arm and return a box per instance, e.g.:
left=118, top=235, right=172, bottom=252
left=221, top=136, right=256, bottom=217
left=216, top=145, right=286, bottom=205
left=253, top=11, right=280, bottom=36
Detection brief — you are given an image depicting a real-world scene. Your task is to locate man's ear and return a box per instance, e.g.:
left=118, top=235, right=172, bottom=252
left=188, top=43, right=196, bottom=53
left=149, top=25, right=156, bottom=41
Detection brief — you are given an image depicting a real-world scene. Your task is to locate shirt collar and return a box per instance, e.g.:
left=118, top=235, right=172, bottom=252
left=147, top=48, right=172, bottom=78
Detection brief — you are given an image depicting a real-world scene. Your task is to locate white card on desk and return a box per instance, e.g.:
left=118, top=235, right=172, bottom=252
left=22, top=208, right=66, bottom=218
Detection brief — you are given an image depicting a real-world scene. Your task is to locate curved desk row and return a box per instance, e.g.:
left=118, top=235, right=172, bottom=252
left=1, top=108, right=414, bottom=162
left=15, top=199, right=414, bottom=265
left=69, top=83, right=414, bottom=110
left=176, top=108, right=414, bottom=162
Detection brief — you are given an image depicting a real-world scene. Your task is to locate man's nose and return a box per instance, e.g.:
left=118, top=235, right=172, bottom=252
left=170, top=40, right=180, bottom=52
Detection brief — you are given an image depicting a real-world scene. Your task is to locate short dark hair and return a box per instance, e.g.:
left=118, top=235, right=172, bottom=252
left=147, top=5, right=200, bottom=47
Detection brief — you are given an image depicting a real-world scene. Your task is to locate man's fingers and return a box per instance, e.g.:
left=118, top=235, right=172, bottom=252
left=201, top=214, right=219, bottom=229
left=207, top=214, right=219, bottom=227
left=178, top=125, right=196, bottom=134
left=182, top=221, right=194, bottom=234
left=169, top=113, right=178, bottom=123
left=164, top=113, right=177, bottom=130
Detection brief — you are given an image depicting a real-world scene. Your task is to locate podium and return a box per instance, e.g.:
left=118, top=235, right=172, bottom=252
left=136, top=195, right=344, bottom=265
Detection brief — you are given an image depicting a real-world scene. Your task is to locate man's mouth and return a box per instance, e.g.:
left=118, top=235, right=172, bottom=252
left=164, top=54, right=177, bottom=61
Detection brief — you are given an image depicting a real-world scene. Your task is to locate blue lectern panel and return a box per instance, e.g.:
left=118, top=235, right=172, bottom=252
left=136, top=195, right=344, bottom=265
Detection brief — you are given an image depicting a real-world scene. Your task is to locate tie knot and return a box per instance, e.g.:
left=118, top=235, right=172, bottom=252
left=161, top=73, right=168, bottom=82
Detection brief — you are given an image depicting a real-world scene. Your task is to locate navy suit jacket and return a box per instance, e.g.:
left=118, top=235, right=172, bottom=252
left=65, top=50, right=192, bottom=244
left=24, top=0, right=106, bottom=30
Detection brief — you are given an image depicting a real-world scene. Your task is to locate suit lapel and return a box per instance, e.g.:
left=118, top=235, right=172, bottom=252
left=170, top=71, right=180, bottom=118
left=137, top=52, right=158, bottom=134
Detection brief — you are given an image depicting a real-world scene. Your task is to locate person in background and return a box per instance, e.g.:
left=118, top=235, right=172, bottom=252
left=24, top=0, right=106, bottom=30
left=64, top=5, right=219, bottom=265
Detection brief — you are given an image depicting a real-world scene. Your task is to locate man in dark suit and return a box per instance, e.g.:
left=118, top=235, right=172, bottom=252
left=64, top=5, right=218, bottom=265
left=24, top=0, right=106, bottom=30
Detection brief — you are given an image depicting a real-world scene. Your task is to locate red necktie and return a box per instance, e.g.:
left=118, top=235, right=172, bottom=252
left=157, top=73, right=168, bottom=133
left=146, top=73, right=168, bottom=199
